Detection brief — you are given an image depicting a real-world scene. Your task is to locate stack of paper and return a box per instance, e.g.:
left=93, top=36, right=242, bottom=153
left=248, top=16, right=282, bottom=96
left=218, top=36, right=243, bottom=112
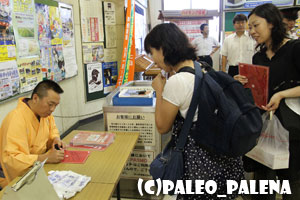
left=48, top=170, right=91, bottom=199
left=70, top=132, right=115, bottom=149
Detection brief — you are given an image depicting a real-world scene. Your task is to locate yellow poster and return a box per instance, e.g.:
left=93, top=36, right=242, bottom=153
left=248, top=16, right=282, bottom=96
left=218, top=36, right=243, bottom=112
left=49, top=6, right=63, bottom=45
left=0, top=45, right=16, bottom=61
left=17, top=56, right=42, bottom=93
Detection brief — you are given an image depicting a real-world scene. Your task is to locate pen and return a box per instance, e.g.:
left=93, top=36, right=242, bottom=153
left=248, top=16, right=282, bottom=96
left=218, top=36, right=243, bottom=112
left=55, top=144, right=62, bottom=150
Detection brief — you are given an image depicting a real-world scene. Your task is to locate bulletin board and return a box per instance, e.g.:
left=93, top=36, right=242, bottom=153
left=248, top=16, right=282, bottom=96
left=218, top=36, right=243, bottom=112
left=0, top=0, right=78, bottom=102
left=80, top=1, right=118, bottom=102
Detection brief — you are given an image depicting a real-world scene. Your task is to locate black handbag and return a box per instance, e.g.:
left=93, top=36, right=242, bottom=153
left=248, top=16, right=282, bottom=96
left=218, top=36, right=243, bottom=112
left=149, top=63, right=202, bottom=183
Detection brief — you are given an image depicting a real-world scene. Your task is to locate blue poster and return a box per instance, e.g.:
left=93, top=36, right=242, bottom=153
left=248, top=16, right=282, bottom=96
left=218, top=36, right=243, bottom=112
left=102, top=61, right=118, bottom=94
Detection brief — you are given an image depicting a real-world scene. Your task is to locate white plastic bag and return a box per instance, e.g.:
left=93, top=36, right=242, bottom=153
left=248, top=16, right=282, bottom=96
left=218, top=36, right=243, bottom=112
left=246, top=112, right=289, bottom=169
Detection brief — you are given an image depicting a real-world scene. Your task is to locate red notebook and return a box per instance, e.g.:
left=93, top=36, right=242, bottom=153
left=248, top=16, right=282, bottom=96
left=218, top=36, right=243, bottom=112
left=239, top=63, right=269, bottom=109
left=70, top=132, right=115, bottom=146
left=61, top=150, right=90, bottom=164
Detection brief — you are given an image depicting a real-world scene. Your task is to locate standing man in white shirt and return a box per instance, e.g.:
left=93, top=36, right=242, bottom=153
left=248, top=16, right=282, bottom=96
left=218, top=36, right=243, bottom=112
left=221, top=14, right=256, bottom=77
left=191, top=23, right=220, bottom=66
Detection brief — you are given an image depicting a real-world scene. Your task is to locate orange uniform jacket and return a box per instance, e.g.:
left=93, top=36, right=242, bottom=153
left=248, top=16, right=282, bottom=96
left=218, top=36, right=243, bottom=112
left=0, top=98, right=60, bottom=187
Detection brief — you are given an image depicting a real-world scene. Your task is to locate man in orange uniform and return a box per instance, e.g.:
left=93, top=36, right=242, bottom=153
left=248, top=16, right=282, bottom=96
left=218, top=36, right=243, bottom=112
left=0, top=80, right=65, bottom=188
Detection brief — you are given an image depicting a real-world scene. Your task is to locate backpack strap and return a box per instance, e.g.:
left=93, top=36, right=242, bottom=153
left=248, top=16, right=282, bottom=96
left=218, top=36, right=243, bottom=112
left=175, top=61, right=203, bottom=151
left=177, top=66, right=195, bottom=74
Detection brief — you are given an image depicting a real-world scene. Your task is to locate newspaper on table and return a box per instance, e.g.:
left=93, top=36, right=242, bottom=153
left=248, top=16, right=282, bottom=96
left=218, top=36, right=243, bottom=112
left=48, top=170, right=91, bottom=199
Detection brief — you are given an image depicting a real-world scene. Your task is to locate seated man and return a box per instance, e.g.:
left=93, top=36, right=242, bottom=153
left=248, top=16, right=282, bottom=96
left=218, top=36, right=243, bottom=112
left=0, top=80, right=65, bottom=188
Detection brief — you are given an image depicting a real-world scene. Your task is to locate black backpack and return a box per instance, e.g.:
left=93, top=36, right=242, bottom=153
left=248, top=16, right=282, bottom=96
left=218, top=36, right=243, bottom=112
left=178, top=61, right=263, bottom=157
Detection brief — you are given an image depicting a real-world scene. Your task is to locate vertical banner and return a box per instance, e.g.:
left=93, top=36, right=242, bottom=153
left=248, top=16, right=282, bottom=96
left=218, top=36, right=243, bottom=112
left=116, top=0, right=135, bottom=87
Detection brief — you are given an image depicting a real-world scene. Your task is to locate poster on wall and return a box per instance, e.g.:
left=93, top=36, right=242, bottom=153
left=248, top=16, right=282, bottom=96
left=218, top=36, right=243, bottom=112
left=50, top=44, right=65, bottom=81
left=104, top=25, right=117, bottom=48
left=103, top=2, right=116, bottom=25
left=0, top=60, right=19, bottom=100
left=59, top=4, right=74, bottom=47
left=40, top=46, right=51, bottom=79
left=17, top=56, right=42, bottom=93
left=59, top=3, right=77, bottom=78
left=49, top=6, right=63, bottom=46
left=104, top=48, right=117, bottom=62
left=82, top=42, right=104, bottom=63
left=35, top=3, right=51, bottom=80
left=102, top=61, right=117, bottom=94
left=171, top=19, right=207, bottom=42
left=224, top=0, right=294, bottom=10
left=12, top=0, right=40, bottom=58
left=86, top=63, right=103, bottom=93
left=0, top=45, right=16, bottom=62
left=35, top=4, right=51, bottom=47
left=79, top=0, right=104, bottom=42
left=0, top=0, right=16, bottom=62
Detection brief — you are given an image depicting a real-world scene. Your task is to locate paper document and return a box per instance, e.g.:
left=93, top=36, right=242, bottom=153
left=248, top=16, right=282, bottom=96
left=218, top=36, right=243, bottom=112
left=61, top=150, right=90, bottom=164
left=239, top=63, right=269, bottom=109
left=48, top=170, right=91, bottom=199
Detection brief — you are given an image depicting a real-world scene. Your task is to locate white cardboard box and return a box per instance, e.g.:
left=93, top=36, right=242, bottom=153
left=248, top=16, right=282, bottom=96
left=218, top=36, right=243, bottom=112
left=246, top=145, right=289, bottom=170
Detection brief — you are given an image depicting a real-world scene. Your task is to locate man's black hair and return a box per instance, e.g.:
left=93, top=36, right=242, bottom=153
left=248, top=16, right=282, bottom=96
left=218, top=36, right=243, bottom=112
left=233, top=14, right=248, bottom=24
left=200, top=23, right=208, bottom=31
left=31, top=80, right=64, bottom=99
left=281, top=7, right=300, bottom=21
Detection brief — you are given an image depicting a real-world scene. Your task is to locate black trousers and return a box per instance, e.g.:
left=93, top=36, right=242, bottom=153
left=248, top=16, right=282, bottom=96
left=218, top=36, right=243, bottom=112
left=228, top=65, right=239, bottom=77
left=197, top=55, right=213, bottom=67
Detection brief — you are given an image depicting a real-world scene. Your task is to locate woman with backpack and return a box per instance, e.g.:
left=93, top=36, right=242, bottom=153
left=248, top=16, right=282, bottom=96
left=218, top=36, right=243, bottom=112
left=234, top=3, right=300, bottom=200
left=144, top=23, right=244, bottom=199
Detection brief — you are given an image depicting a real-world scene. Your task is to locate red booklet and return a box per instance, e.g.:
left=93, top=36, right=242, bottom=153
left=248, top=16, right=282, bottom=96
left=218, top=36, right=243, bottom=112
left=239, top=63, right=269, bottom=109
left=70, top=132, right=115, bottom=146
left=61, top=150, right=90, bottom=164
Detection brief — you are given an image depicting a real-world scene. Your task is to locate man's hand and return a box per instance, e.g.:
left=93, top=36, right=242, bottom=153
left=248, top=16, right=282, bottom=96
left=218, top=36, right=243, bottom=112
left=38, top=146, right=65, bottom=163
left=52, top=137, right=66, bottom=150
left=45, top=148, right=65, bottom=163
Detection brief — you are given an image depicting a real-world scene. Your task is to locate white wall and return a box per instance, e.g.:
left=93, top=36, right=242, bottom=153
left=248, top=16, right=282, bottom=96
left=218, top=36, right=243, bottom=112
left=0, top=0, right=125, bottom=135
left=148, top=0, right=162, bottom=29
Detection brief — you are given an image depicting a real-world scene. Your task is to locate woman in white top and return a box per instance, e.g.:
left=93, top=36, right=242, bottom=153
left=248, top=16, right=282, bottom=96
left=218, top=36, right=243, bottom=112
left=144, top=23, right=243, bottom=200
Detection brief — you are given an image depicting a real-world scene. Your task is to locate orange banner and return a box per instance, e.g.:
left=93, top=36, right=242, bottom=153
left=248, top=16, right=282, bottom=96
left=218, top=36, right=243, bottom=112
left=116, top=0, right=135, bottom=87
